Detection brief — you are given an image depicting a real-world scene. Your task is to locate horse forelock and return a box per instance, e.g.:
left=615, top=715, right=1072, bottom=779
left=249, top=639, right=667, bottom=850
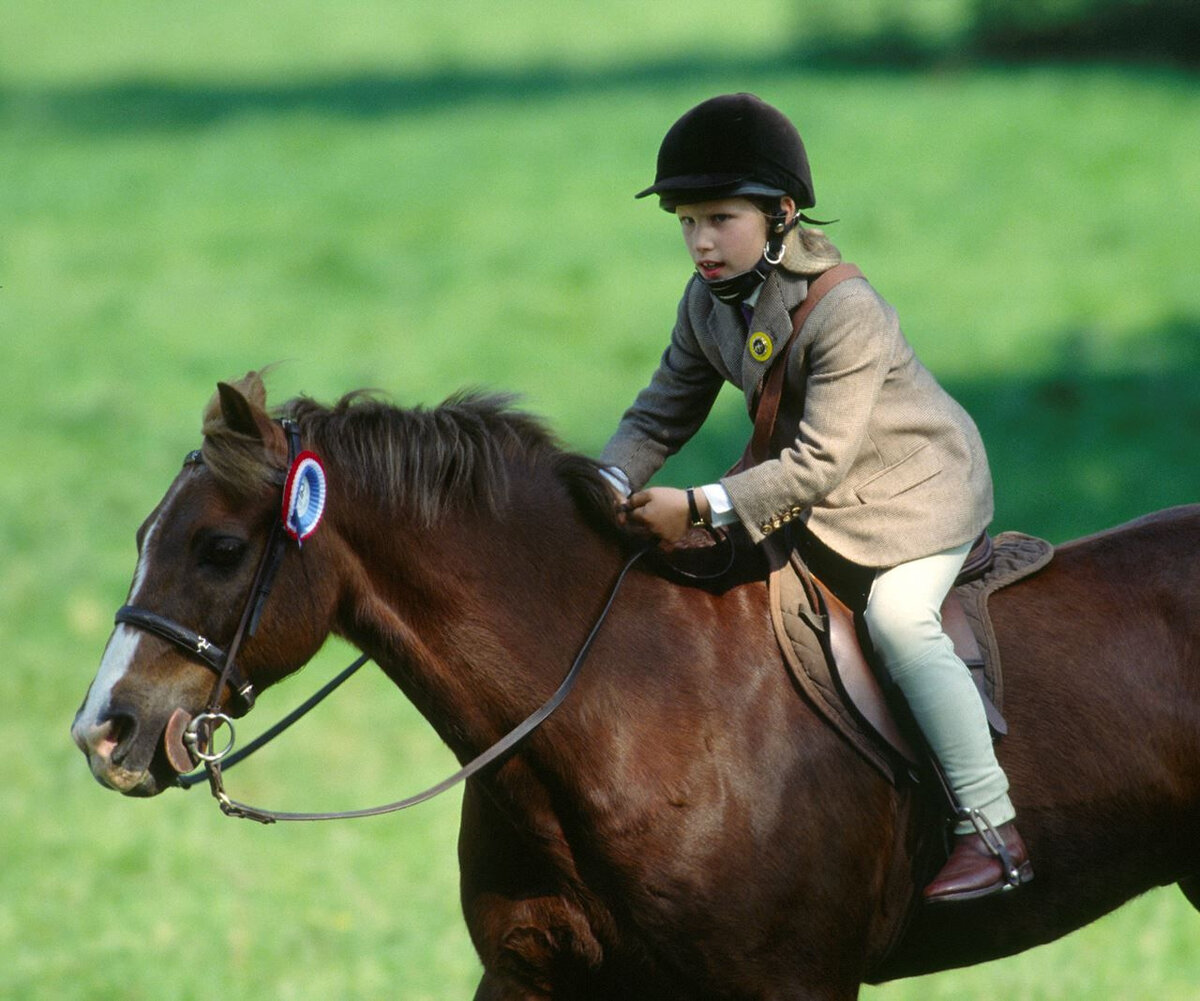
left=195, top=371, right=287, bottom=499
left=198, top=419, right=286, bottom=500
left=267, top=390, right=623, bottom=533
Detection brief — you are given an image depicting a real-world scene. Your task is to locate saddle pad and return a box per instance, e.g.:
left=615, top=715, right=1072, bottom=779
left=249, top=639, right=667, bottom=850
left=768, top=532, right=1054, bottom=784
left=953, top=531, right=1054, bottom=712
left=770, top=566, right=901, bottom=781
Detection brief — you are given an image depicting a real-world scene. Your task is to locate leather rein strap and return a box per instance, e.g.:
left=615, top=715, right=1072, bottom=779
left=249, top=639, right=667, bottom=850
left=207, top=543, right=651, bottom=824
left=748, top=263, right=864, bottom=465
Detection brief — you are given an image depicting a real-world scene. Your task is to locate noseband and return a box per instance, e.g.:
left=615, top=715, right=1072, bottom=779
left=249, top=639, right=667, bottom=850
left=113, top=604, right=256, bottom=716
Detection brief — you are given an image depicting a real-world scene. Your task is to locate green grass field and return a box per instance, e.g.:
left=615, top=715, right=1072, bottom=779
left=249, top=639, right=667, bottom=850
left=4, top=3, right=1200, bottom=998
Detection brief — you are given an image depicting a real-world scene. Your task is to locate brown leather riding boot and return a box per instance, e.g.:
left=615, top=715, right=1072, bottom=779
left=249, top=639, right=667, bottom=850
left=923, top=819, right=1033, bottom=905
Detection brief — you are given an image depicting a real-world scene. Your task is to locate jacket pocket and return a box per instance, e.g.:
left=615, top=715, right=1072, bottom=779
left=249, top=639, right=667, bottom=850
left=854, top=444, right=942, bottom=504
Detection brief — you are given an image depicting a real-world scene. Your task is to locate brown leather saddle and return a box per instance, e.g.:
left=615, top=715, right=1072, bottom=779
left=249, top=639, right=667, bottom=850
left=769, top=531, right=1054, bottom=782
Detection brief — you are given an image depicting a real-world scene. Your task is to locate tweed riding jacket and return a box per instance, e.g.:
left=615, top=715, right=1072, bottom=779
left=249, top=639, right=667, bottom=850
left=600, top=250, right=993, bottom=569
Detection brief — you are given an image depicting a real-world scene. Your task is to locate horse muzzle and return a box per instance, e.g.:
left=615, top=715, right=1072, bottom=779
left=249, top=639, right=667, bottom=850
left=71, top=706, right=192, bottom=796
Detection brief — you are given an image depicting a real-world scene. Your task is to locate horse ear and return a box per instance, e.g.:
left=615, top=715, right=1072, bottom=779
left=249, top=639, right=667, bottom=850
left=216, top=378, right=275, bottom=445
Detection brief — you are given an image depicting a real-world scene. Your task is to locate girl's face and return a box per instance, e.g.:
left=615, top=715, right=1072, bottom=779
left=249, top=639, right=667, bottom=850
left=675, top=197, right=792, bottom=280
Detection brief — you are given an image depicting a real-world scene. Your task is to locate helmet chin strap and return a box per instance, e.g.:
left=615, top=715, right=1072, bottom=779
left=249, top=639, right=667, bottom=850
left=699, top=209, right=800, bottom=304
left=699, top=259, right=773, bottom=304
left=764, top=208, right=799, bottom=264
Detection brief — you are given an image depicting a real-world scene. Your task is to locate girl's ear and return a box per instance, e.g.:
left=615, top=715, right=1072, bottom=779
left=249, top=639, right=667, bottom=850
left=780, top=196, right=798, bottom=225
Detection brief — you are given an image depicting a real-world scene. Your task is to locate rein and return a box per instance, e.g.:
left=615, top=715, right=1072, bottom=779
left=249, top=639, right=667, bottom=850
left=203, top=544, right=648, bottom=823
left=115, top=419, right=652, bottom=823
left=173, top=651, right=370, bottom=790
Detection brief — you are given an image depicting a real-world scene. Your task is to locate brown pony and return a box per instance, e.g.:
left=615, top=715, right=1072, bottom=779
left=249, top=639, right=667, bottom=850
left=73, top=372, right=1200, bottom=1000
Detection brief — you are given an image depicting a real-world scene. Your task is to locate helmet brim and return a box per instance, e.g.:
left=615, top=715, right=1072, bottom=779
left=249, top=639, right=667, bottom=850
left=634, top=172, right=751, bottom=199
left=636, top=177, right=789, bottom=212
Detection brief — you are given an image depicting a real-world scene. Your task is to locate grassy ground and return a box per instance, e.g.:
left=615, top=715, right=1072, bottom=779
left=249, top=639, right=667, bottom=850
left=4, top=4, right=1200, bottom=998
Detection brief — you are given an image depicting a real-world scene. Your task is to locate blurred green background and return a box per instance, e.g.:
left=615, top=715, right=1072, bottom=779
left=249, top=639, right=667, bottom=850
left=3, top=2, right=1199, bottom=998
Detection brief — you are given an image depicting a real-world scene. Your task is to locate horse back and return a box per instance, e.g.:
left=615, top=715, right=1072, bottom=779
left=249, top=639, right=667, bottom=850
left=878, top=504, right=1200, bottom=980
left=991, top=504, right=1200, bottom=810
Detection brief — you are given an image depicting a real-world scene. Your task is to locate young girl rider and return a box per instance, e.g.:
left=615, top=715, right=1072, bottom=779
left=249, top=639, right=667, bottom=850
left=600, top=93, right=1032, bottom=904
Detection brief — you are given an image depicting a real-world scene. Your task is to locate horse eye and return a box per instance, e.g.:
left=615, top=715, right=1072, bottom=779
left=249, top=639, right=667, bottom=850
left=200, top=535, right=247, bottom=571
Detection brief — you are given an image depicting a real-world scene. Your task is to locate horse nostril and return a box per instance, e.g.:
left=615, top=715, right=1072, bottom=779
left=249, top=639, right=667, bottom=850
left=74, top=716, right=119, bottom=762
left=104, top=711, right=138, bottom=765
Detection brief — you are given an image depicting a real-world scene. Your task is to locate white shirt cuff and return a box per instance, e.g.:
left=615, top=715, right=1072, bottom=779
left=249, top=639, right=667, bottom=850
left=600, top=466, right=631, bottom=497
left=700, top=483, right=738, bottom=527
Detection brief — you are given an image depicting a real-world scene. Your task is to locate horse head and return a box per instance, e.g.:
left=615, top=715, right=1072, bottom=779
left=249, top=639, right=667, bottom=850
left=71, top=372, right=342, bottom=796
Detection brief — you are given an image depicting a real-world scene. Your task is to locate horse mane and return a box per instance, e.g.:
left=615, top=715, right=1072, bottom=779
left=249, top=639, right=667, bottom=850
left=200, top=373, right=622, bottom=535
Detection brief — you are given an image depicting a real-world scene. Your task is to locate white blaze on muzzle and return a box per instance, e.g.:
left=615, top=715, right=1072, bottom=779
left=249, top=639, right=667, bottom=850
left=71, top=478, right=180, bottom=745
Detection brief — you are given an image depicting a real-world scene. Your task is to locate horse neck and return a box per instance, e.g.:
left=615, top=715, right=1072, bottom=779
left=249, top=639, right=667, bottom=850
left=329, top=472, right=627, bottom=763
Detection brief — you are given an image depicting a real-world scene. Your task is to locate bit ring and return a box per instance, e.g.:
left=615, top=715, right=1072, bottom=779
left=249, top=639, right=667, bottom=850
left=184, top=712, right=236, bottom=763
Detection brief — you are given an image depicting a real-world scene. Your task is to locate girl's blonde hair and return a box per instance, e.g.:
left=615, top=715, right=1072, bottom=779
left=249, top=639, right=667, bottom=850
left=780, top=225, right=843, bottom=275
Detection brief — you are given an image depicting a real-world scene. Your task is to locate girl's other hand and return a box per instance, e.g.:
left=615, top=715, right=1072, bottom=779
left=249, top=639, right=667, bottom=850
left=625, top=487, right=694, bottom=544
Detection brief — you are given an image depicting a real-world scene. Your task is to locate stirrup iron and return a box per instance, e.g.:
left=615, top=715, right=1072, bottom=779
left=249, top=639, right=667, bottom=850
left=960, top=808, right=1023, bottom=890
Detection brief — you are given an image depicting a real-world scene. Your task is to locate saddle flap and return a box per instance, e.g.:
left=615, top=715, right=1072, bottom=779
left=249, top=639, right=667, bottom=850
left=812, top=576, right=922, bottom=768
left=770, top=566, right=913, bottom=782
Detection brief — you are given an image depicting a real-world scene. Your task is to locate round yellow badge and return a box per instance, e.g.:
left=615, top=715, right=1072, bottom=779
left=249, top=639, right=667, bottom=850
left=749, top=332, right=773, bottom=362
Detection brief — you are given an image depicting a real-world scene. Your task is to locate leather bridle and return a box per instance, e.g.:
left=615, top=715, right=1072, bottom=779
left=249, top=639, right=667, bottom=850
left=112, top=419, right=650, bottom=823
left=117, top=420, right=305, bottom=721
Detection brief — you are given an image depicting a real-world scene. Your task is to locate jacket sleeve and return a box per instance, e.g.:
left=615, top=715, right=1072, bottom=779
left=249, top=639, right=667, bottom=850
left=599, top=288, right=725, bottom=490
left=721, top=282, right=895, bottom=541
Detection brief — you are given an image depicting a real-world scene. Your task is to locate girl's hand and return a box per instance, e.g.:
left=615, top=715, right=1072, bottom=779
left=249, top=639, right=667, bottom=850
left=625, top=487, right=706, bottom=544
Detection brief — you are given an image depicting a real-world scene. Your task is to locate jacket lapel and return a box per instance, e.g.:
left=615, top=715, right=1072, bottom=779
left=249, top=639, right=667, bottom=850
left=702, top=298, right=745, bottom=383
left=741, top=273, right=809, bottom=413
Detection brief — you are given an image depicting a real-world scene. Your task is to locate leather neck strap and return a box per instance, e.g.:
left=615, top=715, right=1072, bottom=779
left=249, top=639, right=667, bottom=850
left=747, top=263, right=864, bottom=465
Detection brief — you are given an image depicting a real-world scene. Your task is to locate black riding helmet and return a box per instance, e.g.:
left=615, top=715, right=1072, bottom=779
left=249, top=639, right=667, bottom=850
left=635, top=93, right=816, bottom=212
left=638, top=94, right=819, bottom=304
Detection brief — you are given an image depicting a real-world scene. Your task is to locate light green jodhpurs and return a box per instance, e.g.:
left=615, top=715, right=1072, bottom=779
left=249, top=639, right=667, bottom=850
left=863, top=541, right=1016, bottom=836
